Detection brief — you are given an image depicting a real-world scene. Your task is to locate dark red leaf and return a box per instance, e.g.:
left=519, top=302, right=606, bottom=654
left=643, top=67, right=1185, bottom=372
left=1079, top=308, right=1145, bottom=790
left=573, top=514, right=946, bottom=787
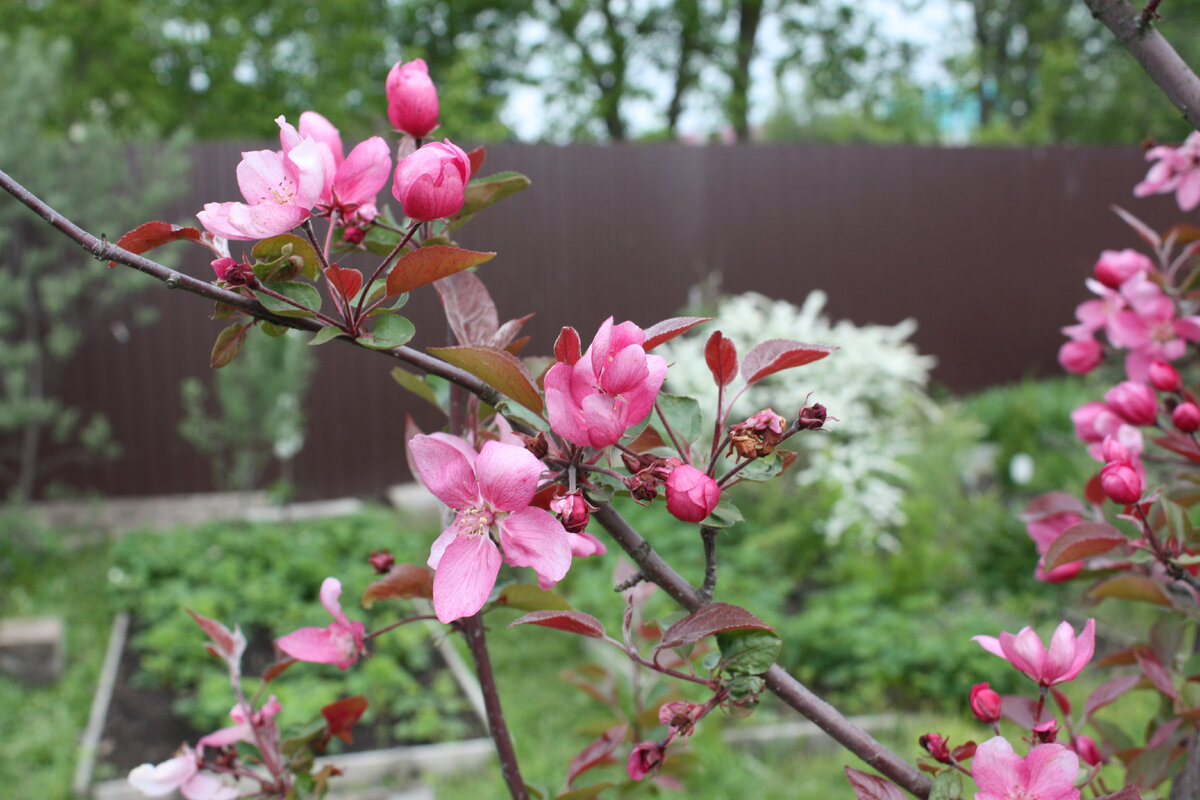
left=262, top=657, right=296, bottom=684
left=492, top=314, right=535, bottom=350
left=508, top=610, right=607, bottom=638
left=434, top=269, right=499, bottom=346
left=1086, top=575, right=1173, bottom=607
left=555, top=327, right=582, bottom=365
left=844, top=767, right=907, bottom=800
left=1021, top=491, right=1086, bottom=521
left=565, top=723, right=629, bottom=787
left=427, top=345, right=544, bottom=414
left=656, top=603, right=773, bottom=651
left=324, top=265, right=363, bottom=302
left=187, top=609, right=245, bottom=663
left=1083, top=674, right=1142, bottom=721
left=386, top=245, right=495, bottom=297
left=643, top=316, right=711, bottom=351
left=466, top=146, right=487, bottom=176
left=1134, top=647, right=1177, bottom=700
left=361, top=564, right=435, bottom=607
left=1044, top=521, right=1128, bottom=569
left=1152, top=433, right=1200, bottom=464
left=741, top=339, right=836, bottom=386
left=704, top=331, right=738, bottom=387
left=1096, top=787, right=1142, bottom=800
left=109, top=221, right=203, bottom=267
left=322, top=696, right=369, bottom=744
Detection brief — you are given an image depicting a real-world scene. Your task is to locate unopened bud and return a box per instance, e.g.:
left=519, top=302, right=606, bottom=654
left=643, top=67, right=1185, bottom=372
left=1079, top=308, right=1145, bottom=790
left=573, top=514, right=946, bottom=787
left=969, top=682, right=1002, bottom=724
left=516, top=431, right=549, bottom=459
left=1148, top=361, right=1183, bottom=393
left=550, top=491, right=593, bottom=533
left=368, top=549, right=394, bottom=574
left=798, top=402, right=827, bottom=430
left=1173, top=402, right=1200, bottom=433
left=1032, top=718, right=1059, bottom=744
left=919, top=733, right=951, bottom=763
left=1100, top=461, right=1143, bottom=504
left=342, top=225, right=366, bottom=245
left=1105, top=381, right=1158, bottom=426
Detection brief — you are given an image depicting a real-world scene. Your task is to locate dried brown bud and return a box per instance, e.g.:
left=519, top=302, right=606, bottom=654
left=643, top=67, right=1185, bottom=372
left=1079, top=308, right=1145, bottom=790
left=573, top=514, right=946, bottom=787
left=516, top=431, right=549, bottom=459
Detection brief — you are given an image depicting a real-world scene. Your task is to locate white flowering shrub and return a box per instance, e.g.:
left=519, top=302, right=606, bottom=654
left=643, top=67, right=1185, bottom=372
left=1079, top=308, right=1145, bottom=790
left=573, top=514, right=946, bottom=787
left=660, top=290, right=940, bottom=545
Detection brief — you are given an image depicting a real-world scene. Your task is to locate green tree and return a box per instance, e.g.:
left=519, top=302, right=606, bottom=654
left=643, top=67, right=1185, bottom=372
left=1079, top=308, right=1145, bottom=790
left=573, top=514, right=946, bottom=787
left=0, top=32, right=188, bottom=501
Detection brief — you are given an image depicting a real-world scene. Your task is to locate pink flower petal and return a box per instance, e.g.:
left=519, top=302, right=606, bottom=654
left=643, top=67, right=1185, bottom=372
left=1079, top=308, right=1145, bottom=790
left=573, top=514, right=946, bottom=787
left=225, top=202, right=311, bottom=240
left=972, top=737, right=1023, bottom=799
left=432, top=533, right=502, bottom=623
left=181, top=773, right=240, bottom=800
left=476, top=441, right=542, bottom=512
left=427, top=525, right=458, bottom=570
left=236, top=149, right=295, bottom=206
left=276, top=626, right=344, bottom=664
left=499, top=507, right=572, bottom=584
left=972, top=635, right=1005, bottom=659
left=409, top=434, right=481, bottom=509
left=1000, top=627, right=1048, bottom=682
left=319, top=577, right=349, bottom=627
left=333, top=137, right=391, bottom=209
left=299, top=111, right=345, bottom=165
left=128, top=754, right=198, bottom=796
left=1023, top=743, right=1081, bottom=799
left=599, top=343, right=651, bottom=395
left=1043, top=620, right=1080, bottom=683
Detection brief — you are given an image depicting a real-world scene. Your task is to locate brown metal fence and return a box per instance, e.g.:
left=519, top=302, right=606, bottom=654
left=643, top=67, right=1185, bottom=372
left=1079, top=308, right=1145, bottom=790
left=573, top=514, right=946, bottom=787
left=25, top=142, right=1186, bottom=499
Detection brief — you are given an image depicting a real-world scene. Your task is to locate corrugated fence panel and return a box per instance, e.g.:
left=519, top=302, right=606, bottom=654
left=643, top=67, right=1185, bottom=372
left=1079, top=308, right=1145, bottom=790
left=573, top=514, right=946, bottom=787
left=23, top=142, right=1185, bottom=500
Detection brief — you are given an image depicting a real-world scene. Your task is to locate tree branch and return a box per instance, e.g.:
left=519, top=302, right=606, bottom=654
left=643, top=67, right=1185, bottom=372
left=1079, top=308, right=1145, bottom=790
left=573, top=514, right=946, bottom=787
left=1083, top=0, right=1200, bottom=129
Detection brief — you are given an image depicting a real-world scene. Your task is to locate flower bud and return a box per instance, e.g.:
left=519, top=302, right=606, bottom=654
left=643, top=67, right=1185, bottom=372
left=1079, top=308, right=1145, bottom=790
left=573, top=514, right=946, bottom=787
left=1173, top=402, right=1200, bottom=433
left=342, top=225, right=366, bottom=245
left=1057, top=338, right=1103, bottom=375
left=1093, top=248, right=1152, bottom=288
left=1071, top=401, right=1119, bottom=444
left=385, top=59, right=439, bottom=138
left=1032, top=718, right=1059, bottom=744
left=1073, top=735, right=1102, bottom=767
left=1148, top=361, right=1183, bottom=393
left=392, top=140, right=471, bottom=222
left=969, top=682, right=1002, bottom=724
left=798, top=402, right=828, bottom=430
left=367, top=549, right=394, bottom=574
left=1104, top=381, right=1158, bottom=426
left=1100, top=461, right=1143, bottom=504
left=550, top=491, right=593, bottom=533
left=626, top=741, right=665, bottom=781
left=1100, top=434, right=1131, bottom=465
left=919, top=733, right=951, bottom=763
left=665, top=465, right=720, bottom=523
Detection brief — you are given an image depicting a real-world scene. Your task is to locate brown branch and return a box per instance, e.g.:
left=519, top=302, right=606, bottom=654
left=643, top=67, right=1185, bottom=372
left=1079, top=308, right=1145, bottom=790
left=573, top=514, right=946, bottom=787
left=0, top=167, right=504, bottom=407
left=1084, top=0, right=1200, bottom=128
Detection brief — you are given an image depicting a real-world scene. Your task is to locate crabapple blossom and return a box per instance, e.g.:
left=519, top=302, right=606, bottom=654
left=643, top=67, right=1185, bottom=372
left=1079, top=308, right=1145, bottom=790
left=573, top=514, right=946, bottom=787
left=1148, top=360, right=1183, bottom=393
left=1023, top=502, right=1084, bottom=583
left=665, top=464, right=721, bottom=523
left=409, top=434, right=571, bottom=623
left=127, top=747, right=238, bottom=800
left=972, top=619, right=1095, bottom=687
left=544, top=318, right=668, bottom=448
left=970, top=682, right=1002, bottom=724
left=197, top=696, right=282, bottom=750
left=386, top=58, right=439, bottom=137
left=1057, top=338, right=1102, bottom=375
left=971, top=737, right=1081, bottom=800
left=276, top=577, right=366, bottom=669
left=1173, top=401, right=1200, bottom=432
left=1134, top=131, right=1200, bottom=211
left=1093, top=248, right=1153, bottom=289
left=392, top=140, right=471, bottom=221
left=196, top=117, right=325, bottom=241
left=278, top=113, right=391, bottom=223
left=1104, top=381, right=1158, bottom=426
left=1100, top=461, right=1143, bottom=504
left=1107, top=275, right=1200, bottom=381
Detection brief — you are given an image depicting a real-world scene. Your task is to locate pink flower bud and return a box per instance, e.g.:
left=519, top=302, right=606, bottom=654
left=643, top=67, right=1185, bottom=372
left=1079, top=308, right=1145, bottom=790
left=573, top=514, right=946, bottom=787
left=342, top=225, right=366, bottom=245
left=1093, top=249, right=1153, bottom=288
left=211, top=256, right=237, bottom=281
left=1104, top=381, right=1158, bottom=426
left=550, top=491, right=593, bottom=533
left=1100, top=461, right=1143, bottom=504
left=626, top=741, right=665, bottom=781
left=391, top=140, right=471, bottom=221
left=665, top=465, right=721, bottom=523
left=1072, top=735, right=1102, bottom=767
left=385, top=59, right=439, bottom=138
left=1148, top=361, right=1183, bottom=393
left=969, top=682, right=1002, bottom=724
left=368, top=549, right=394, bottom=574
left=1174, top=402, right=1200, bottom=433
left=919, top=733, right=951, bottom=763
left=1100, top=435, right=1131, bottom=465
left=1032, top=718, right=1060, bottom=744
left=1057, top=338, right=1102, bottom=375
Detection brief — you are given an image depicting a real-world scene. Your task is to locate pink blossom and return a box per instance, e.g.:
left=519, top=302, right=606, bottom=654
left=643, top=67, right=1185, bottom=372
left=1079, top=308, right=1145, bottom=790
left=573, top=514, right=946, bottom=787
left=392, top=140, right=471, bottom=221
left=1100, top=461, right=1142, bottom=504
left=1070, top=402, right=1120, bottom=445
left=386, top=59, right=439, bottom=137
left=276, top=577, right=366, bottom=669
left=1057, top=338, right=1102, bottom=375
left=1062, top=279, right=1126, bottom=342
left=665, top=464, right=721, bottom=523
left=1134, top=131, right=1200, bottom=211
left=127, top=747, right=238, bottom=800
left=972, top=619, right=1095, bottom=687
left=1093, top=249, right=1153, bottom=289
left=1148, top=360, right=1183, bottom=393
left=626, top=740, right=665, bottom=781
left=544, top=318, right=668, bottom=448
left=196, top=117, right=326, bottom=241
left=1104, top=380, right=1158, bottom=426
left=197, top=696, right=282, bottom=750
left=1107, top=276, right=1200, bottom=381
left=970, top=682, right=1002, bottom=724
left=1174, top=401, right=1200, bottom=432
left=281, top=113, right=391, bottom=222
left=409, top=434, right=571, bottom=623
left=1024, top=503, right=1084, bottom=583
left=971, top=737, right=1080, bottom=800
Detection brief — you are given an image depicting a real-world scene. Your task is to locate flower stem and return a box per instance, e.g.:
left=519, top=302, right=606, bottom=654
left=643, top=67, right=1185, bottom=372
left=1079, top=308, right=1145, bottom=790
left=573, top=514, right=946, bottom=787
left=459, top=613, right=529, bottom=800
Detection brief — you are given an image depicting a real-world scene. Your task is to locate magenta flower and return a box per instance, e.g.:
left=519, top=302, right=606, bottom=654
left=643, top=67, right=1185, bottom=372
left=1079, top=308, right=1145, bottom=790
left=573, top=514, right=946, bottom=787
left=409, top=434, right=572, bottom=623
left=544, top=318, right=668, bottom=449
left=1108, top=276, right=1200, bottom=381
left=282, top=112, right=391, bottom=223
left=971, top=736, right=1080, bottom=800
left=626, top=740, right=665, bottom=781
left=392, top=139, right=471, bottom=221
left=665, top=464, right=721, bottom=523
left=969, top=682, right=1002, bottom=724
left=276, top=577, right=366, bottom=669
left=127, top=747, right=238, bottom=800
left=972, top=619, right=1095, bottom=687
left=1134, top=131, right=1200, bottom=211
left=386, top=58, right=440, bottom=138
left=196, top=116, right=326, bottom=241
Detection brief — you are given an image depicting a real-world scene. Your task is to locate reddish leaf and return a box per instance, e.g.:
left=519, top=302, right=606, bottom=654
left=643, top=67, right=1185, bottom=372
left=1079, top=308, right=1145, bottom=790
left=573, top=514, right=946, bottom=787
left=1134, top=647, right=1177, bottom=700
left=187, top=609, right=245, bottom=664
left=844, top=767, right=907, bottom=800
left=1097, top=787, right=1142, bottom=800
left=1083, top=674, right=1143, bottom=721
left=643, top=316, right=711, bottom=351
left=704, top=331, right=738, bottom=387
left=1021, top=491, right=1086, bottom=521
left=1051, top=687, right=1071, bottom=717
left=1147, top=717, right=1182, bottom=750
left=565, top=723, right=629, bottom=787
left=741, top=339, right=836, bottom=386
left=210, top=322, right=249, bottom=369
left=361, top=564, right=434, bottom=608
left=1152, top=433, right=1200, bottom=464
left=322, top=695, right=369, bottom=744
left=262, top=657, right=296, bottom=684
left=1084, top=472, right=1107, bottom=506
left=466, top=146, right=487, bottom=176
left=385, top=245, right=496, bottom=297
left=324, top=265, right=363, bottom=301
left=1000, top=694, right=1054, bottom=729
left=656, top=603, right=773, bottom=651
left=1086, top=575, right=1173, bottom=607
left=556, top=784, right=617, bottom=800
left=508, top=610, right=607, bottom=638
left=1044, top=521, right=1128, bottom=569
left=554, top=327, right=582, bottom=365
left=434, top=270, right=499, bottom=346
left=427, top=345, right=544, bottom=414
left=628, top=425, right=668, bottom=452
left=109, top=221, right=202, bottom=267
left=1096, top=646, right=1139, bottom=667
left=493, top=314, right=535, bottom=350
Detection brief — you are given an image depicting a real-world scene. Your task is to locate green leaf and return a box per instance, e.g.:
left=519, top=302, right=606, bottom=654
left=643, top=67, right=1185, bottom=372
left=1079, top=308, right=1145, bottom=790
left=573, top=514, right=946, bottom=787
left=655, top=392, right=703, bottom=445
left=929, top=770, right=963, bottom=800
left=357, top=315, right=416, bottom=349
left=210, top=323, right=247, bottom=369
left=717, top=629, right=782, bottom=676
left=733, top=450, right=786, bottom=483
left=722, top=673, right=765, bottom=716
left=448, top=171, right=531, bottom=231
left=584, top=470, right=627, bottom=504
left=252, top=234, right=321, bottom=281
left=428, top=345, right=544, bottom=414
left=255, top=282, right=322, bottom=317
left=386, top=245, right=496, bottom=297
left=705, top=497, right=743, bottom=528
left=259, top=320, right=290, bottom=337
left=391, top=367, right=441, bottom=408
left=497, top=584, right=572, bottom=612
left=309, top=326, right=345, bottom=346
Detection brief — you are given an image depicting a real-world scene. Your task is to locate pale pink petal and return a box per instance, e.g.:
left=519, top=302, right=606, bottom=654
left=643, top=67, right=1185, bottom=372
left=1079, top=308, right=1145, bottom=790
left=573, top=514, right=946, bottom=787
left=181, top=773, right=240, bottom=800
left=580, top=393, right=628, bottom=447
left=589, top=317, right=617, bottom=379
left=197, top=722, right=251, bottom=750
left=236, top=150, right=294, bottom=206
left=971, top=635, right=1005, bottom=659
left=226, top=203, right=311, bottom=240
left=409, top=434, right=480, bottom=509
left=299, top=111, right=345, bottom=165
left=432, top=533, right=502, bottom=623
left=1059, top=619, right=1094, bottom=684
left=128, top=755, right=198, bottom=796
left=286, top=137, right=328, bottom=209
left=196, top=202, right=245, bottom=240
left=545, top=363, right=591, bottom=446
left=599, top=344, right=650, bottom=395
left=319, top=577, right=349, bottom=627
left=427, top=525, right=459, bottom=569
left=621, top=353, right=667, bottom=428
left=1043, top=620, right=1080, bottom=683
left=972, top=737, right=1023, bottom=798
left=569, top=531, right=606, bottom=557
left=276, top=626, right=345, bottom=664
left=275, top=115, right=303, bottom=153
left=1179, top=170, right=1200, bottom=211
left=1174, top=316, right=1200, bottom=341
left=1000, top=627, right=1047, bottom=681
left=498, top=507, right=572, bottom=583
left=476, top=441, right=542, bottom=512
left=1023, top=744, right=1081, bottom=800
left=333, top=137, right=392, bottom=209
